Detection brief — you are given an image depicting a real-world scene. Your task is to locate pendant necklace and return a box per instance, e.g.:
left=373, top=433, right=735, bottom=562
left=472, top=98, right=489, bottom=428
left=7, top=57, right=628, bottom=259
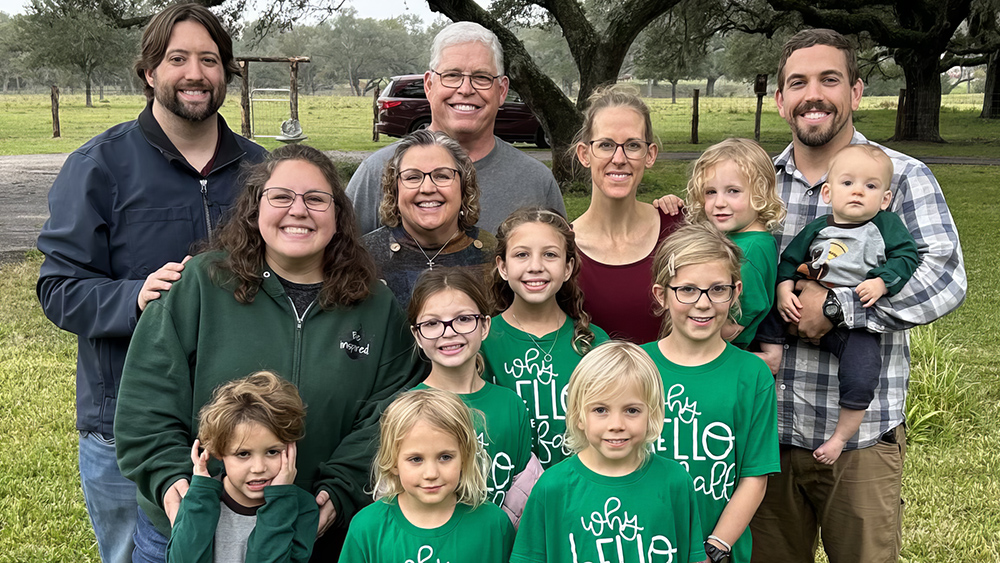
left=412, top=229, right=461, bottom=269
left=511, top=312, right=561, bottom=363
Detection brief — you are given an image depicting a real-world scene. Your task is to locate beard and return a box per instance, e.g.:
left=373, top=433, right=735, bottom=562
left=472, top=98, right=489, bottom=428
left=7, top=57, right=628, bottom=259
left=154, top=80, right=225, bottom=123
left=790, top=100, right=849, bottom=147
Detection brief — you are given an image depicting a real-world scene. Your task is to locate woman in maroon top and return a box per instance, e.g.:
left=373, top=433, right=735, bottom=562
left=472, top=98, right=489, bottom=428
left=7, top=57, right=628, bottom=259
left=571, top=85, right=684, bottom=343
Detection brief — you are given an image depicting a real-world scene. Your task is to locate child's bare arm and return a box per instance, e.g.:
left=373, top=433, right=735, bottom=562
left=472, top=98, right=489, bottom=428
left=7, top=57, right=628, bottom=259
left=776, top=281, right=801, bottom=323
left=754, top=343, right=783, bottom=376
left=707, top=475, right=768, bottom=553
left=855, top=278, right=888, bottom=307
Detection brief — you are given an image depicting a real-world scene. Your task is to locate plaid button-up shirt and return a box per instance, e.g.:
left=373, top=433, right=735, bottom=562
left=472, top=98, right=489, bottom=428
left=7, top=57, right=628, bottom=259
left=773, top=130, right=967, bottom=450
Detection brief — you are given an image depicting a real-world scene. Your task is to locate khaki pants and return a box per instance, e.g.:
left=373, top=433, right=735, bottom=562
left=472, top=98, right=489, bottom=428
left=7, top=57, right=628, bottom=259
left=750, top=426, right=906, bottom=563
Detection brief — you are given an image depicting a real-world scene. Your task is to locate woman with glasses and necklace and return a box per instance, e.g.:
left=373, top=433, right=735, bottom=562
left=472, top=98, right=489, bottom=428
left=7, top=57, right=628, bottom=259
left=363, top=129, right=497, bottom=307
left=115, top=144, right=425, bottom=561
left=571, top=85, right=684, bottom=343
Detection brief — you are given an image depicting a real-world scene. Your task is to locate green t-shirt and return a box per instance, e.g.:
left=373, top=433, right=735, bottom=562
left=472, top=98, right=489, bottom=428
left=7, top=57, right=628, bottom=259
left=481, top=314, right=610, bottom=468
left=415, top=381, right=532, bottom=507
left=728, top=230, right=778, bottom=348
left=339, top=500, right=514, bottom=563
left=511, top=455, right=706, bottom=563
left=641, top=341, right=780, bottom=563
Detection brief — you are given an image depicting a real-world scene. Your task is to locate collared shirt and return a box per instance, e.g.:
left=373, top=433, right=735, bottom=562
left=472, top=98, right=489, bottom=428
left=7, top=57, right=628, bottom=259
left=773, top=129, right=966, bottom=450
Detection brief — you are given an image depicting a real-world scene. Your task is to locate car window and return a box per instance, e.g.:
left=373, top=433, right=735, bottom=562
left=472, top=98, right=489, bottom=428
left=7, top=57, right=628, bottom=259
left=505, top=91, right=523, bottom=104
left=396, top=80, right=425, bottom=98
left=380, top=81, right=394, bottom=97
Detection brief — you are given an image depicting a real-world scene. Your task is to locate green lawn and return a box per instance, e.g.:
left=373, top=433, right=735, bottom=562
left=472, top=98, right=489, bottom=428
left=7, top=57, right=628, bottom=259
left=1, top=162, right=996, bottom=561
left=0, top=90, right=996, bottom=561
left=1, top=92, right=997, bottom=158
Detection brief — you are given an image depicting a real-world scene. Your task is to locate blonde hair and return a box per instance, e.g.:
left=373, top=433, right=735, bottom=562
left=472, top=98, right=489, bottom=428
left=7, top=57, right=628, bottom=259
left=197, top=371, right=306, bottom=456
left=491, top=207, right=596, bottom=356
left=827, top=143, right=894, bottom=190
left=564, top=341, right=665, bottom=465
left=652, top=223, right=743, bottom=338
left=372, top=389, right=488, bottom=508
left=685, top=138, right=786, bottom=232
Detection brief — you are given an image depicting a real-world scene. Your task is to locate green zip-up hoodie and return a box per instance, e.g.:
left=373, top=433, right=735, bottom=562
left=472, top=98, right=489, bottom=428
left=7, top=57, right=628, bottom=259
left=116, top=252, right=425, bottom=539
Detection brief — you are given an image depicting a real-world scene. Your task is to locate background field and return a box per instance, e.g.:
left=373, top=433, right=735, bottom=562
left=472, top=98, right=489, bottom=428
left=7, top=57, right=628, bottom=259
left=1, top=92, right=998, bottom=158
left=0, top=95, right=997, bottom=562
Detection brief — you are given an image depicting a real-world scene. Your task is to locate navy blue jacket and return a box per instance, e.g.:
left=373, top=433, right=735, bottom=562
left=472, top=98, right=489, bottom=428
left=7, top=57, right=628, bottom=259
left=36, top=104, right=267, bottom=438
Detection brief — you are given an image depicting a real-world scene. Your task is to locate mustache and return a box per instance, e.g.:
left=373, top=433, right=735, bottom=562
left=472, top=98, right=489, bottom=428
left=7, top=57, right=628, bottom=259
left=795, top=101, right=836, bottom=115
left=177, top=81, right=211, bottom=90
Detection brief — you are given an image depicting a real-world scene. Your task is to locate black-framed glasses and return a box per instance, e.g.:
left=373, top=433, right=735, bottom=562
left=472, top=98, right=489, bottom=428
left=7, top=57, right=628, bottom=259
left=413, top=314, right=484, bottom=339
left=667, top=284, right=736, bottom=304
left=398, top=167, right=460, bottom=189
left=431, top=70, right=501, bottom=90
left=261, top=187, right=334, bottom=211
left=589, top=139, right=651, bottom=159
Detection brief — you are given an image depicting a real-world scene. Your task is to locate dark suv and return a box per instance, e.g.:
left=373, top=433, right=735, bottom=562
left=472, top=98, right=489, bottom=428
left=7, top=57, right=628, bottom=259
left=375, top=74, right=549, bottom=148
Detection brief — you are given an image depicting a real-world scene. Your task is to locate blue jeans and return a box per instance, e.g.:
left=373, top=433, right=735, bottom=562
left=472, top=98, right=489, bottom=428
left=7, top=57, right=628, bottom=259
left=79, top=431, right=138, bottom=563
left=132, top=506, right=168, bottom=563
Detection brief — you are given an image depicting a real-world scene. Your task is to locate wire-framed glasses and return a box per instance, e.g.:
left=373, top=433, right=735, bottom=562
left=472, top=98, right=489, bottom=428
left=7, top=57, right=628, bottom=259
left=667, top=284, right=736, bottom=304
left=413, top=314, right=483, bottom=339
left=589, top=139, right=651, bottom=159
left=261, top=187, right=334, bottom=211
left=431, top=70, right=501, bottom=90
left=398, top=167, right=460, bottom=189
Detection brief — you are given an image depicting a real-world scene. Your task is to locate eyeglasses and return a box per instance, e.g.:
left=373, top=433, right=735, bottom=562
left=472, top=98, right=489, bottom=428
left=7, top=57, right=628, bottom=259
left=589, top=139, right=651, bottom=160
left=261, top=187, right=333, bottom=211
left=431, top=70, right=501, bottom=90
left=398, top=167, right=460, bottom=189
left=413, top=314, right=484, bottom=339
left=667, top=284, right=736, bottom=304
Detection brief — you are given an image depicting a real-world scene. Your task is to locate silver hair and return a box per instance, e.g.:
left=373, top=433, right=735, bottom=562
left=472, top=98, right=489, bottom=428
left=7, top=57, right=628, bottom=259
left=429, top=21, right=504, bottom=77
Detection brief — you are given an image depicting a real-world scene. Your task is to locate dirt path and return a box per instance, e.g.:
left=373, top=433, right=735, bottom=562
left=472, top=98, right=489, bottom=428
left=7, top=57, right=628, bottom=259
left=2, top=150, right=996, bottom=265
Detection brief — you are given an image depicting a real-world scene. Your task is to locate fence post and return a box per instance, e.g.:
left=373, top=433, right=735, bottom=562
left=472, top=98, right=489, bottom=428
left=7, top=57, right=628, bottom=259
left=372, top=82, right=380, bottom=142
left=289, top=60, right=299, bottom=122
left=51, top=85, right=60, bottom=138
left=691, top=89, right=699, bottom=144
left=239, top=60, right=252, bottom=138
left=754, top=74, right=768, bottom=142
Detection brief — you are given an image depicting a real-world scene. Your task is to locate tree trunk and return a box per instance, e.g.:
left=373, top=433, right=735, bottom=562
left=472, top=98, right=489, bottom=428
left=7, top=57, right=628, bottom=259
left=891, top=48, right=944, bottom=142
left=982, top=50, right=999, bottom=119
left=706, top=76, right=717, bottom=97
left=670, top=80, right=678, bottom=104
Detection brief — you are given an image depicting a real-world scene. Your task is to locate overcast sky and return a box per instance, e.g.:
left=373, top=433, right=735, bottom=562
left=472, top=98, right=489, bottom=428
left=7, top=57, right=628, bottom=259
left=0, top=0, right=443, bottom=24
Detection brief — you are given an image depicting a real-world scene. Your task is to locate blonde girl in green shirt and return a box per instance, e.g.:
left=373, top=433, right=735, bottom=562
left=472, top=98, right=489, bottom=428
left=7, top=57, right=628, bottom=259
left=483, top=207, right=610, bottom=468
left=643, top=223, right=780, bottom=563
left=684, top=138, right=786, bottom=352
left=340, top=388, right=514, bottom=563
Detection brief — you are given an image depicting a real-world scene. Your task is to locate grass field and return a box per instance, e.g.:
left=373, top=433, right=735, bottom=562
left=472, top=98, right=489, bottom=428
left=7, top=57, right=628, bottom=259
left=1, top=161, right=997, bottom=561
left=0, top=91, right=996, bottom=561
left=1, top=92, right=997, bottom=158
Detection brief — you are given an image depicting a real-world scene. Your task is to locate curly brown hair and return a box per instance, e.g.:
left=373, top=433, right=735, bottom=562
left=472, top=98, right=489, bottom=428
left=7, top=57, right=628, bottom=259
left=378, top=130, right=480, bottom=232
left=197, top=370, right=306, bottom=457
left=490, top=207, right=596, bottom=356
left=209, top=144, right=376, bottom=309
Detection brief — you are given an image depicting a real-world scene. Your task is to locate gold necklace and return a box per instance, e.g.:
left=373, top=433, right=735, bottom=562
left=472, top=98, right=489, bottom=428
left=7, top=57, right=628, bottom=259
left=411, top=229, right=461, bottom=269
left=511, top=312, right=562, bottom=363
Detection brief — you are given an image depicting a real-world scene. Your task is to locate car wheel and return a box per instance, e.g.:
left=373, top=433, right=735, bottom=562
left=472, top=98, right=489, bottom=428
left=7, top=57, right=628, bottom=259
left=534, top=127, right=550, bottom=148
left=409, top=118, right=431, bottom=134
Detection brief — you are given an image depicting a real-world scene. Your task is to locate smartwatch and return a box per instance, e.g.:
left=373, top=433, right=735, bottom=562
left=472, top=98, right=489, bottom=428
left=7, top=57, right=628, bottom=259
left=704, top=541, right=731, bottom=563
left=823, top=289, right=844, bottom=326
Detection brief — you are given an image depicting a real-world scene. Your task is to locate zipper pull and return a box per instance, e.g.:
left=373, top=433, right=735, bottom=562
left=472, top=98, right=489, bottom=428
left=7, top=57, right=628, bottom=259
left=200, top=178, right=208, bottom=196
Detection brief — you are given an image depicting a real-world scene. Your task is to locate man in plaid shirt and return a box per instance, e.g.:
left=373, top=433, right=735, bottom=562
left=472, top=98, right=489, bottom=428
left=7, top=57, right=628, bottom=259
left=748, top=29, right=966, bottom=563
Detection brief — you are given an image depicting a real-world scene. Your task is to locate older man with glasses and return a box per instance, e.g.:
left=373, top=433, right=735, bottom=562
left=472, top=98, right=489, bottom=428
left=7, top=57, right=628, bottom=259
left=346, top=21, right=565, bottom=235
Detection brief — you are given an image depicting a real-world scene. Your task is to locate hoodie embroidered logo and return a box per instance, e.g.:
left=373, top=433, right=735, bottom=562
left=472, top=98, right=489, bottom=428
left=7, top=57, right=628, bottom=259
left=340, top=329, right=371, bottom=359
